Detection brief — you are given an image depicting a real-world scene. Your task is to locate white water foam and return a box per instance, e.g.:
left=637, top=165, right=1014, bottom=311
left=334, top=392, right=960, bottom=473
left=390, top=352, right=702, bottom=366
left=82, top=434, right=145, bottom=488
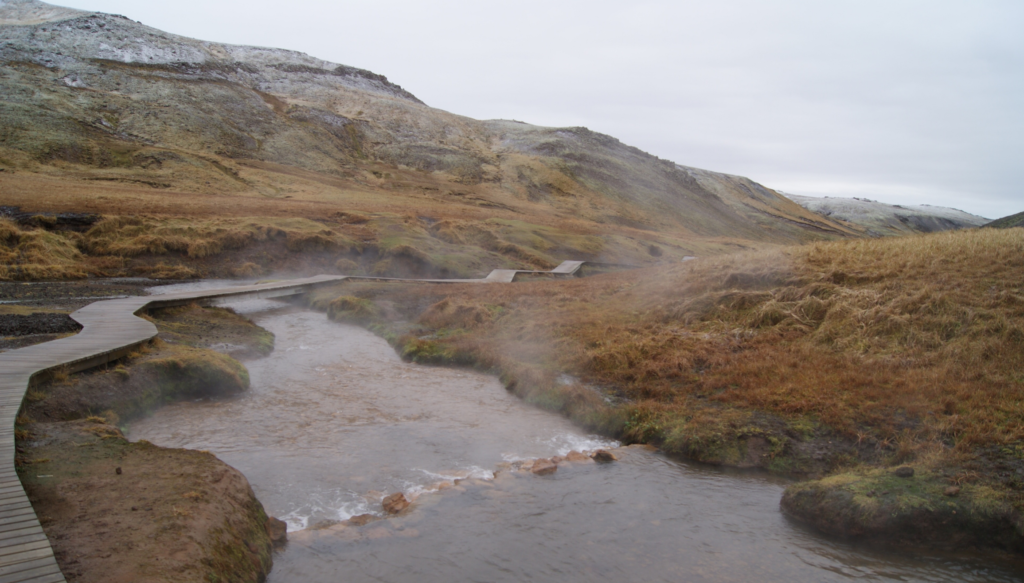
left=502, top=432, right=619, bottom=462
left=407, top=466, right=496, bottom=497
left=280, top=494, right=375, bottom=532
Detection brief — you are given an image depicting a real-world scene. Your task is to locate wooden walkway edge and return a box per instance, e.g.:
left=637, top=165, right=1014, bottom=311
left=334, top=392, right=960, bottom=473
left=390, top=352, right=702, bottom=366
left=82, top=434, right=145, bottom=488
left=0, top=260, right=601, bottom=582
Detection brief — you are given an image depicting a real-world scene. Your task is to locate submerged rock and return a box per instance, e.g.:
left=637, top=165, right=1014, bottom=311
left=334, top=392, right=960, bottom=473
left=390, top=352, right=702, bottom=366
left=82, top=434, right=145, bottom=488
left=348, top=513, right=380, bottom=526
left=593, top=450, right=618, bottom=463
left=531, top=459, right=558, bottom=476
left=382, top=492, right=411, bottom=514
left=266, top=517, right=288, bottom=545
left=308, top=519, right=342, bottom=531
left=565, top=450, right=591, bottom=463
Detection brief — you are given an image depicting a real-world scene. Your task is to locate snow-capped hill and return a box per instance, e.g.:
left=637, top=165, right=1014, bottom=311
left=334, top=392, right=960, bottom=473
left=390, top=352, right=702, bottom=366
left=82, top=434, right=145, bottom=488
left=0, top=0, right=423, bottom=104
left=784, top=194, right=989, bottom=236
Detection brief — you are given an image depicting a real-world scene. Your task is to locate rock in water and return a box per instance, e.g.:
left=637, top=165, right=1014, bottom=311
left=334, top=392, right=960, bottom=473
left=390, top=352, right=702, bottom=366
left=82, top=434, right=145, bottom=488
left=565, top=450, right=590, bottom=462
left=593, top=450, right=618, bottom=463
left=382, top=493, right=410, bottom=514
left=265, top=517, right=288, bottom=545
left=892, top=466, right=915, bottom=478
left=531, top=459, right=558, bottom=476
left=348, top=514, right=379, bottom=526
left=308, top=519, right=342, bottom=531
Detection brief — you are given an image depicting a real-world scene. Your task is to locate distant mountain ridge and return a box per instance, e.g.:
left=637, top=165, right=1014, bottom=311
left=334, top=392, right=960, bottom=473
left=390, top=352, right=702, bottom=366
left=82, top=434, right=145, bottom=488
left=783, top=194, right=988, bottom=237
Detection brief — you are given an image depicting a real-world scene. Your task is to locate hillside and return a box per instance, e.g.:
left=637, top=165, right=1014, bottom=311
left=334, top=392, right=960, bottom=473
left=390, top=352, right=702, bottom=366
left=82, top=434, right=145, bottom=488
left=784, top=194, right=988, bottom=236
left=986, top=210, right=1024, bottom=229
left=0, top=0, right=859, bottom=280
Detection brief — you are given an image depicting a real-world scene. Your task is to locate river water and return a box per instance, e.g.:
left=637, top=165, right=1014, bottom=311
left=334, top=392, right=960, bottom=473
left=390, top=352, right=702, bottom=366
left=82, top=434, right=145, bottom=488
left=127, top=295, right=1024, bottom=582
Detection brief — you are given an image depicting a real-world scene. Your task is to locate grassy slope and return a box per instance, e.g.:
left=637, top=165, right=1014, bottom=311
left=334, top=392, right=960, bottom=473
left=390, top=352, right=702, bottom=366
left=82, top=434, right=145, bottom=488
left=987, top=211, right=1024, bottom=230
left=307, top=228, right=1024, bottom=548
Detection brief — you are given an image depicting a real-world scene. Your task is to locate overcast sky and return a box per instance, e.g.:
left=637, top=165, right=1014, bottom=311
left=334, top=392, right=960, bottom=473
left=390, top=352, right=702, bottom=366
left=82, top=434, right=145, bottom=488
left=53, top=0, right=1024, bottom=219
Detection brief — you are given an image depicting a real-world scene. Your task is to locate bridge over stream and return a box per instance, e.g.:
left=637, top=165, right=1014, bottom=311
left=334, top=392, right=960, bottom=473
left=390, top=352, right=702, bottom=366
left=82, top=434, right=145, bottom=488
left=0, top=260, right=621, bottom=582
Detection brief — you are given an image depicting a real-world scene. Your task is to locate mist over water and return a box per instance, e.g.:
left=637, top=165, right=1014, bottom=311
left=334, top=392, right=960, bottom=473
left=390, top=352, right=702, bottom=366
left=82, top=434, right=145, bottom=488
left=128, top=296, right=1024, bottom=583
left=128, top=300, right=616, bottom=529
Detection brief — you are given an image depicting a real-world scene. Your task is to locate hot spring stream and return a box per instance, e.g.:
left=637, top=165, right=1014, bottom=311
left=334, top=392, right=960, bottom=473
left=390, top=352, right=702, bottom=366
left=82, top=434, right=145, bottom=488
left=127, top=292, right=1024, bottom=582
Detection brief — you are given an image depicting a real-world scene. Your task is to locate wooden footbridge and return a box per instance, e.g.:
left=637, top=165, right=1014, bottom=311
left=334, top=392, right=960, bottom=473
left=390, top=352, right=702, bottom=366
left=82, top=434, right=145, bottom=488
left=0, top=260, right=618, bottom=582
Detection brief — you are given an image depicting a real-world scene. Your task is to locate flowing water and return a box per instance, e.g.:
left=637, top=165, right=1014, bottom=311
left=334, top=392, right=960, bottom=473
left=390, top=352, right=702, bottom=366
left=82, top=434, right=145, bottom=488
left=128, top=293, right=1024, bottom=582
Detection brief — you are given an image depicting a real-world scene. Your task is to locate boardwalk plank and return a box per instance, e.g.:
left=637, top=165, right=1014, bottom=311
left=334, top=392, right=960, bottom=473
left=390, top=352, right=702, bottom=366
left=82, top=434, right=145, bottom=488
left=12, top=572, right=64, bottom=583
left=0, top=547, right=55, bottom=568
left=0, top=540, right=52, bottom=559
left=0, top=563, right=63, bottom=583
left=0, top=556, right=58, bottom=577
left=0, top=521, right=41, bottom=536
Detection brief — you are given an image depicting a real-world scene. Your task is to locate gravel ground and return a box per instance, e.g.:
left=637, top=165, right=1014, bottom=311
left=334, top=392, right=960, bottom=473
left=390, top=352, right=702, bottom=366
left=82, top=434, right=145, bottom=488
left=0, top=278, right=184, bottom=311
left=0, top=278, right=187, bottom=352
left=0, top=312, right=80, bottom=336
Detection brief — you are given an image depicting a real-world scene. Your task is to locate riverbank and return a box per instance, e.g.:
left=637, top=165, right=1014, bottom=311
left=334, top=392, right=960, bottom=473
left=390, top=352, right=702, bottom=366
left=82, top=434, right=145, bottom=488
left=19, top=420, right=273, bottom=583
left=16, top=303, right=280, bottom=582
left=304, top=227, right=1024, bottom=553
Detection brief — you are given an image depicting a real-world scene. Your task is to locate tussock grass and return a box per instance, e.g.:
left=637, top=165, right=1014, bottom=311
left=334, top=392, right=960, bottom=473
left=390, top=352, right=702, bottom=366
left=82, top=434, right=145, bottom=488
left=0, top=218, right=87, bottom=280
left=84, top=216, right=353, bottom=259
left=0, top=215, right=361, bottom=280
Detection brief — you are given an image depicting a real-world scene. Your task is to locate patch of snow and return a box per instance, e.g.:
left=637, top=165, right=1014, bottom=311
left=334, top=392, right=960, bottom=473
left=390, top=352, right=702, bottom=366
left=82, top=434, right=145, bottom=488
left=0, top=0, right=87, bottom=25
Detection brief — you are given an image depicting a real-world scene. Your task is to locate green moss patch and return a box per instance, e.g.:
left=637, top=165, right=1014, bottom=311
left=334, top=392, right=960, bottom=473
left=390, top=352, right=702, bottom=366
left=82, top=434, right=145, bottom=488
left=781, top=466, right=1024, bottom=551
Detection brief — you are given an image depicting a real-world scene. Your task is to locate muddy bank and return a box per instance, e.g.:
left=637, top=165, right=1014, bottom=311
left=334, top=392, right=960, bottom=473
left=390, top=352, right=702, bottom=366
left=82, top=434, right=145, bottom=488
left=18, top=419, right=273, bottom=583
left=16, top=303, right=280, bottom=581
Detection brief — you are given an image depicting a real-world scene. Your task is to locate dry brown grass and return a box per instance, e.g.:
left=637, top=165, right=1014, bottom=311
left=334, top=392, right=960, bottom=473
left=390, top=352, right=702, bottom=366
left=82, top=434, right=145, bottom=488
left=83, top=216, right=352, bottom=259
left=312, top=228, right=1024, bottom=467
left=0, top=218, right=88, bottom=280
left=0, top=214, right=362, bottom=280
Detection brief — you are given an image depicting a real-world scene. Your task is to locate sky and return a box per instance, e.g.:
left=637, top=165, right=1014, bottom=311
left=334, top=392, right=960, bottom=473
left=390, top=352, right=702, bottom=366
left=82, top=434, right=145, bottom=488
left=51, top=0, right=1024, bottom=219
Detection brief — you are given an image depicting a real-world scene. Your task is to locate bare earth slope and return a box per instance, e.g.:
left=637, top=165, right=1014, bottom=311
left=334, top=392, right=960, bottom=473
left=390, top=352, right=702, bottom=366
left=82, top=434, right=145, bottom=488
left=0, top=0, right=858, bottom=279
left=785, top=194, right=988, bottom=237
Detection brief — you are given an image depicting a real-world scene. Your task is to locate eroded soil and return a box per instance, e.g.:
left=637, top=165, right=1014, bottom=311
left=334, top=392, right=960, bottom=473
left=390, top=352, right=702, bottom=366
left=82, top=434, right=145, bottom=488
left=19, top=420, right=273, bottom=583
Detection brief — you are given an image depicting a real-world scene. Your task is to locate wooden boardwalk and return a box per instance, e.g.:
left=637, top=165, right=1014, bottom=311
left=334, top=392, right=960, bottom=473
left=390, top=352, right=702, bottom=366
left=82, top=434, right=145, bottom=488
left=0, top=260, right=607, bottom=582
